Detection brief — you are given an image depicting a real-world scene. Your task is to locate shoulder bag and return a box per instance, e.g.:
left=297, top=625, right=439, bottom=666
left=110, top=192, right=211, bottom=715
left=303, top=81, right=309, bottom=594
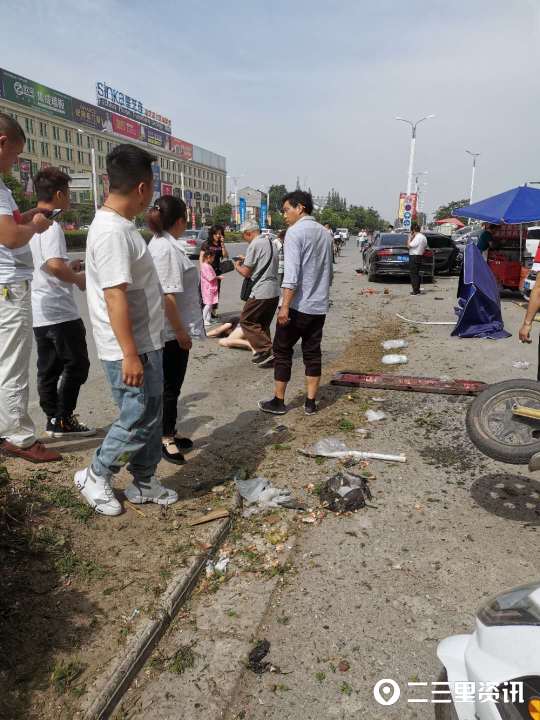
left=240, top=239, right=274, bottom=302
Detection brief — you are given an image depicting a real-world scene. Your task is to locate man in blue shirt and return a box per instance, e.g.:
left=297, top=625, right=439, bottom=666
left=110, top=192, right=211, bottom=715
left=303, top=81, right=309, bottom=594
left=258, top=191, right=333, bottom=416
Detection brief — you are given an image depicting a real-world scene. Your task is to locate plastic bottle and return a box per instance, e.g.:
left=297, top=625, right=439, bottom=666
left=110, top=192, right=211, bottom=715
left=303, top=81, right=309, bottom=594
left=382, top=354, right=408, bottom=365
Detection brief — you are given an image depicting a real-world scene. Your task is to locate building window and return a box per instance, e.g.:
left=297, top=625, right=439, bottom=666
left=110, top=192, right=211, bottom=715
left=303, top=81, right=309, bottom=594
left=106, top=142, right=113, bottom=153
left=40, top=142, right=49, bottom=157
left=39, top=121, right=48, bottom=137
left=25, top=117, right=34, bottom=134
left=77, top=150, right=84, bottom=163
left=86, top=136, right=92, bottom=149
left=27, top=139, right=36, bottom=154
left=66, top=147, right=73, bottom=161
left=76, top=133, right=82, bottom=147
left=97, top=139, right=103, bottom=152
left=52, top=126, right=60, bottom=141
left=98, top=155, right=104, bottom=169
left=54, top=145, right=62, bottom=160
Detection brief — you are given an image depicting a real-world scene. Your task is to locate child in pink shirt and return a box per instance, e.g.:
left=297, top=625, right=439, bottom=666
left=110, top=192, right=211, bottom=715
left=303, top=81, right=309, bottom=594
left=200, top=250, right=223, bottom=326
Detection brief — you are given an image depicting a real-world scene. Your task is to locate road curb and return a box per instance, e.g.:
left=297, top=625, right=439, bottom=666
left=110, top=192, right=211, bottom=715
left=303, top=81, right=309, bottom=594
left=83, top=492, right=241, bottom=720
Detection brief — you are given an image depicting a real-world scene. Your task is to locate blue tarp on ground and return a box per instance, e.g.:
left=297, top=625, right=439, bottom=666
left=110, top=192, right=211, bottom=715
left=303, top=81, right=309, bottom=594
left=452, top=243, right=511, bottom=339
left=453, top=185, right=540, bottom=224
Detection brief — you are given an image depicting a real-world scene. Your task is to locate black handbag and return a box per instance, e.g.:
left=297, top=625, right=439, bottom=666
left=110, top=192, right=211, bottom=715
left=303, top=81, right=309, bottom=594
left=240, top=239, right=274, bottom=302
left=220, top=258, right=235, bottom=274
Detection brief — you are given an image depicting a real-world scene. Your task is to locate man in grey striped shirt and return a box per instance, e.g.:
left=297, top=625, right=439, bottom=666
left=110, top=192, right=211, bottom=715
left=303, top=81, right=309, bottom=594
left=258, top=191, right=333, bottom=416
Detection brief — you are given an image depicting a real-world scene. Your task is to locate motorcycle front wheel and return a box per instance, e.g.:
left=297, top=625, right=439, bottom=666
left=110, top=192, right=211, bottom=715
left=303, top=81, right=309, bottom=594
left=466, top=379, right=540, bottom=465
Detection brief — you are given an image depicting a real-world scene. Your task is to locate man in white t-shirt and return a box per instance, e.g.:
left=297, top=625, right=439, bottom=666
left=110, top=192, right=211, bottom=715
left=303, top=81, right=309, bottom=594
left=407, top=222, right=428, bottom=295
left=30, top=167, right=95, bottom=438
left=0, top=113, right=62, bottom=464
left=74, top=143, right=177, bottom=517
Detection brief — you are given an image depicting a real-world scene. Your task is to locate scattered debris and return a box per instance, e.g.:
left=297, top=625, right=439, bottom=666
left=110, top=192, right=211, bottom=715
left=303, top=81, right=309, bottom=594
left=512, top=361, right=530, bottom=369
left=319, top=471, right=372, bottom=512
left=382, top=354, right=408, bottom=365
left=371, top=397, right=385, bottom=403
left=205, top=555, right=230, bottom=577
left=302, top=511, right=326, bottom=524
left=382, top=339, right=408, bottom=350
left=301, top=437, right=406, bottom=463
left=332, top=372, right=487, bottom=396
left=235, top=475, right=294, bottom=508
left=355, top=428, right=369, bottom=439
left=365, top=409, right=386, bottom=423
left=168, top=645, right=196, bottom=674
left=248, top=640, right=271, bottom=674
left=188, top=508, right=230, bottom=527
left=396, top=312, right=455, bottom=326
left=338, top=660, right=351, bottom=672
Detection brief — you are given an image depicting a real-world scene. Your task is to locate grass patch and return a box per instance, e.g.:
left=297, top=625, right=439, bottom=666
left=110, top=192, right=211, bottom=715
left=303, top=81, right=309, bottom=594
left=315, top=671, right=326, bottom=683
left=50, top=660, right=86, bottom=694
left=44, top=486, right=95, bottom=523
left=168, top=645, right=196, bottom=674
left=338, top=418, right=355, bottom=432
left=272, top=443, right=291, bottom=451
left=340, top=681, right=353, bottom=696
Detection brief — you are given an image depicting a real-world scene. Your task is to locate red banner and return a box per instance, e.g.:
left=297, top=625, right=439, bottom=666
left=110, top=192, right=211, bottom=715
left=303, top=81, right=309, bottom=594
left=161, top=183, right=173, bottom=196
left=169, top=136, right=193, bottom=161
left=111, top=112, right=141, bottom=140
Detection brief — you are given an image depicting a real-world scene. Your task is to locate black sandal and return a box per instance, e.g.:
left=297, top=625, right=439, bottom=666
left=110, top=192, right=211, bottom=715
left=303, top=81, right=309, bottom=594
left=162, top=439, right=185, bottom=465
left=174, top=436, right=194, bottom=451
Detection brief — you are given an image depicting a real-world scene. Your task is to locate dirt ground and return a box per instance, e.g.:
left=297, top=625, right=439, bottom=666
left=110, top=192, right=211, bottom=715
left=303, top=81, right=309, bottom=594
left=3, top=242, right=539, bottom=720
left=115, top=249, right=539, bottom=720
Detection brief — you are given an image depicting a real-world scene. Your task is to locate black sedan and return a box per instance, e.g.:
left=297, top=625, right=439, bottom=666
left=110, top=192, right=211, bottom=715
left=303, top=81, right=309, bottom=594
left=424, top=232, right=458, bottom=274
left=363, top=233, right=435, bottom=282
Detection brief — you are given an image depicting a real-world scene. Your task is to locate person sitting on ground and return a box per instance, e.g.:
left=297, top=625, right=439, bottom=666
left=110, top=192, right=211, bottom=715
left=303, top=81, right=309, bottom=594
left=200, top=249, right=223, bottom=327
left=205, top=316, right=254, bottom=351
left=147, top=195, right=205, bottom=466
left=30, top=167, right=94, bottom=439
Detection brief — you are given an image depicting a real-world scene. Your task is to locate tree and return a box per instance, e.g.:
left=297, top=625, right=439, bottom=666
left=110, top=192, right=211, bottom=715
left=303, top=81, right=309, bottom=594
left=1, top=173, right=36, bottom=211
left=268, top=184, right=288, bottom=213
left=435, top=198, right=469, bottom=221
left=270, top=211, right=285, bottom=230
left=213, top=203, right=232, bottom=226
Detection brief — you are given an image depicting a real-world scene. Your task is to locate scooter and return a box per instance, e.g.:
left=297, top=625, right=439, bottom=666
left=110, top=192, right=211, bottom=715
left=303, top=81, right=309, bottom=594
left=466, top=379, right=540, bottom=471
left=436, top=580, right=540, bottom=719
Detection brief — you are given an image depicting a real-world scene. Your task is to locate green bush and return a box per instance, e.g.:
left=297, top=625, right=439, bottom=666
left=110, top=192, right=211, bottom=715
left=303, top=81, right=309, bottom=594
left=64, top=231, right=87, bottom=250
left=225, top=231, right=243, bottom=243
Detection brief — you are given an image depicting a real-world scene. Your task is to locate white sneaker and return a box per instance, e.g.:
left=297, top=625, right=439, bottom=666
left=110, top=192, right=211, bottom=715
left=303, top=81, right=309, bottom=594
left=74, top=467, right=122, bottom=516
left=124, top=476, right=178, bottom=506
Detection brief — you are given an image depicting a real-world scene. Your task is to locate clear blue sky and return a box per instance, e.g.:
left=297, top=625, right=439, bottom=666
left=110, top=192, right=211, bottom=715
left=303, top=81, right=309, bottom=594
left=2, top=0, right=540, bottom=220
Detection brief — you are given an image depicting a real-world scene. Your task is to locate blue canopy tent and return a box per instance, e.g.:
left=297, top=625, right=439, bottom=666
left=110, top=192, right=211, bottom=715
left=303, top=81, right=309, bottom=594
left=453, top=185, right=540, bottom=224
left=452, top=243, right=511, bottom=339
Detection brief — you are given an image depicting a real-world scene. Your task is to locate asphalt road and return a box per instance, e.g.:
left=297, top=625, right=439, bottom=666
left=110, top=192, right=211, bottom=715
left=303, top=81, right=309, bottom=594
left=27, top=242, right=248, bottom=416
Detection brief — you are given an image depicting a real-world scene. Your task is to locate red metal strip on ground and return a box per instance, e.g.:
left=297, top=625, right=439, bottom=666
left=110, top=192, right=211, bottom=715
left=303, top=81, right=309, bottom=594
left=331, top=372, right=487, bottom=396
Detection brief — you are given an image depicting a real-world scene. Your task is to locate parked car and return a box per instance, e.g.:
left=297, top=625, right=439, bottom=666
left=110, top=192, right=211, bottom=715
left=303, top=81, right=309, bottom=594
left=425, top=232, right=458, bottom=274
left=525, top=226, right=540, bottom=258
left=178, top=229, right=206, bottom=259
left=363, top=232, right=435, bottom=282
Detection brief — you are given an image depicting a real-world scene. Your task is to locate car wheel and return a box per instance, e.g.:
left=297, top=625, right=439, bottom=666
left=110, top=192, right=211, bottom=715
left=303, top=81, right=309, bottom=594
left=434, top=670, right=459, bottom=720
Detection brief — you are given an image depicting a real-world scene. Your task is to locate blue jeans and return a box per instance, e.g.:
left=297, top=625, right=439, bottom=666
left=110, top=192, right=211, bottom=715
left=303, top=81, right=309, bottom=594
left=92, top=350, right=163, bottom=483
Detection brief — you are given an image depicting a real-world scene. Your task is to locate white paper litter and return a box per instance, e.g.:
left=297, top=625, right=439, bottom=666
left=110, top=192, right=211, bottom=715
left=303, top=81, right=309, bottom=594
left=382, top=354, right=408, bottom=365
left=366, top=410, right=386, bottom=423
left=382, top=339, right=408, bottom=350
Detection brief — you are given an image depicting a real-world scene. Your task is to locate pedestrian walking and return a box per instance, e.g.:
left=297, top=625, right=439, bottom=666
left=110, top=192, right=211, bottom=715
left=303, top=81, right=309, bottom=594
left=30, top=167, right=94, bottom=438
left=147, top=195, right=205, bottom=465
left=258, top=191, right=333, bottom=416
left=75, top=144, right=178, bottom=516
left=200, top=224, right=228, bottom=316
left=234, top=219, right=279, bottom=368
left=407, top=222, right=427, bottom=295
left=200, top=250, right=222, bottom=327
left=0, top=112, right=61, bottom=463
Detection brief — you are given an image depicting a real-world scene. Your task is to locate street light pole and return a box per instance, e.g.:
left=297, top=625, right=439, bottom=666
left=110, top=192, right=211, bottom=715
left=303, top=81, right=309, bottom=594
left=466, top=150, right=480, bottom=204
left=396, top=115, right=435, bottom=196
left=77, top=128, right=98, bottom=213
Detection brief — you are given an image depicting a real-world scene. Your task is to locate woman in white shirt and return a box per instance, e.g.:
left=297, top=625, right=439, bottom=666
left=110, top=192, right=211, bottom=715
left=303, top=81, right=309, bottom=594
left=147, top=196, right=205, bottom=465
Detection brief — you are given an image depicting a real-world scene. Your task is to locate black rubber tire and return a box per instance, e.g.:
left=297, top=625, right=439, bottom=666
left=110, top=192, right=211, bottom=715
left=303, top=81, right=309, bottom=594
left=367, top=264, right=378, bottom=282
left=434, top=670, right=459, bottom=720
left=466, top=379, right=540, bottom=465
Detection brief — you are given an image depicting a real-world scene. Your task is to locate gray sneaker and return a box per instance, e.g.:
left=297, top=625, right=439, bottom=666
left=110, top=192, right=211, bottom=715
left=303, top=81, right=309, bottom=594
left=124, top=476, right=179, bottom=506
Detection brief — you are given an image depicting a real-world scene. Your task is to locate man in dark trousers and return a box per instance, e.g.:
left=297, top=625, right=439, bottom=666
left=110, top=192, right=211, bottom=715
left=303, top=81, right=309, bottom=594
left=258, top=191, right=333, bottom=416
left=234, top=219, right=279, bottom=368
left=407, top=222, right=427, bottom=295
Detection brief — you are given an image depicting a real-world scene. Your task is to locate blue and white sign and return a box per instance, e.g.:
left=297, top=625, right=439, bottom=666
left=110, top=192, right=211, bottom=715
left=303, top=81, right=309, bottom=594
left=239, top=197, right=247, bottom=225
left=402, top=198, right=413, bottom=231
left=260, top=200, right=268, bottom=229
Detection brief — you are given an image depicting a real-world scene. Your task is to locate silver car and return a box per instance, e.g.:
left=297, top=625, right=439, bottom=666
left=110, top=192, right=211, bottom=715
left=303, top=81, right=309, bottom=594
left=178, top=229, right=206, bottom=259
